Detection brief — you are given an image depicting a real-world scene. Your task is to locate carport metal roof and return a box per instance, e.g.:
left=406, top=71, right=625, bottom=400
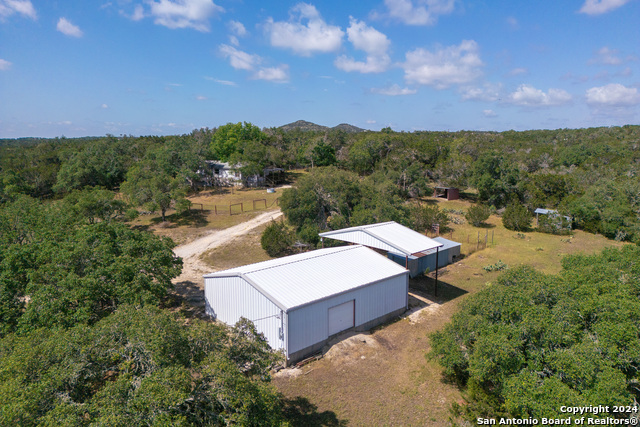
left=318, top=221, right=443, bottom=257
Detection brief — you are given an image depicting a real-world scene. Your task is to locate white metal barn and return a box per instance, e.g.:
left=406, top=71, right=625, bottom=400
left=204, top=245, right=409, bottom=364
left=318, top=221, right=444, bottom=278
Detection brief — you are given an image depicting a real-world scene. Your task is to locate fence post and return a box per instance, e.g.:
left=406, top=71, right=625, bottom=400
left=215, top=205, right=217, bottom=215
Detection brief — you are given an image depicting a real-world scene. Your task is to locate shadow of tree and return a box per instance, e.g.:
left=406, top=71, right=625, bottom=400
left=150, top=210, right=208, bottom=228
left=282, top=396, right=348, bottom=426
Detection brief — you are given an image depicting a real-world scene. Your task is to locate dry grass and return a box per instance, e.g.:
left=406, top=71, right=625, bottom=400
left=128, top=187, right=282, bottom=245
left=273, top=195, right=625, bottom=426
left=199, top=223, right=273, bottom=271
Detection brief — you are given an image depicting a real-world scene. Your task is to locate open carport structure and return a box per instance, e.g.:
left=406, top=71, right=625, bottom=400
left=204, top=245, right=409, bottom=365
left=319, top=221, right=448, bottom=291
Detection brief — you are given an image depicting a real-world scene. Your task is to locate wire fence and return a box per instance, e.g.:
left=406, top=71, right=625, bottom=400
left=426, top=228, right=495, bottom=255
left=190, top=198, right=280, bottom=215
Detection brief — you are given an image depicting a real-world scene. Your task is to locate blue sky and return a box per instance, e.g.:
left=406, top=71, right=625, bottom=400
left=1, top=0, right=639, bottom=137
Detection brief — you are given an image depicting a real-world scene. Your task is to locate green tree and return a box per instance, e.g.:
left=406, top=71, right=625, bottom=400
left=470, top=153, right=522, bottom=208
left=261, top=220, right=294, bottom=257
left=62, top=187, right=128, bottom=224
left=411, top=203, right=450, bottom=233
left=430, top=246, right=640, bottom=420
left=210, top=122, right=266, bottom=162
left=0, top=306, right=284, bottom=426
left=502, top=203, right=531, bottom=231
left=310, top=141, right=336, bottom=167
left=121, top=149, right=189, bottom=222
left=465, top=204, right=491, bottom=227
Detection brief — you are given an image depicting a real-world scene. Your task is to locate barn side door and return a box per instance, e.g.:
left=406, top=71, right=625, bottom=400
left=328, top=300, right=355, bottom=336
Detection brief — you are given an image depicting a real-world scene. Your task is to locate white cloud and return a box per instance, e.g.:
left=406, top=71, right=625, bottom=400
left=227, top=20, right=246, bottom=46
left=204, top=76, right=237, bottom=86
left=508, top=67, right=528, bottom=76
left=461, top=82, right=503, bottom=101
left=253, top=65, right=290, bottom=83
left=219, top=44, right=260, bottom=70
left=147, top=0, right=223, bottom=32
left=402, top=40, right=483, bottom=89
left=586, top=83, right=640, bottom=106
left=334, top=17, right=391, bottom=73
left=57, top=17, right=83, bottom=37
left=219, top=45, right=289, bottom=83
left=506, top=16, right=519, bottom=30
left=265, top=3, right=343, bottom=56
left=0, top=58, right=11, bottom=70
left=0, top=0, right=37, bottom=20
left=578, top=0, right=631, bottom=15
left=228, top=20, right=246, bottom=36
left=384, top=0, right=454, bottom=26
left=335, top=55, right=390, bottom=73
left=372, top=84, right=417, bottom=96
left=483, top=109, right=497, bottom=118
left=589, top=46, right=638, bottom=66
left=590, top=46, right=622, bottom=65
left=131, top=4, right=145, bottom=21
left=507, top=84, right=572, bottom=106
left=101, top=103, right=109, bottom=109
left=196, top=95, right=207, bottom=100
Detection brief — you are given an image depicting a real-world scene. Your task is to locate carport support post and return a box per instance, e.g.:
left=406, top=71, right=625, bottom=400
left=405, top=255, right=408, bottom=269
left=321, top=237, right=324, bottom=249
left=435, top=247, right=439, bottom=298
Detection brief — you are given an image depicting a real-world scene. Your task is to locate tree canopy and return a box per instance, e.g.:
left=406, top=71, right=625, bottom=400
left=430, top=245, right=640, bottom=420
left=0, top=306, right=283, bottom=426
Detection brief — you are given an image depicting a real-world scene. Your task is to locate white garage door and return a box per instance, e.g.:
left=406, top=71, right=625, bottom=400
left=328, top=300, right=354, bottom=336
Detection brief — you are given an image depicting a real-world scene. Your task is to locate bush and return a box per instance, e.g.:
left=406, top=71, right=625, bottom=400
left=502, top=203, right=531, bottom=231
left=482, top=260, right=508, bottom=272
left=465, top=204, right=491, bottom=227
left=411, top=203, right=450, bottom=233
left=261, top=221, right=294, bottom=257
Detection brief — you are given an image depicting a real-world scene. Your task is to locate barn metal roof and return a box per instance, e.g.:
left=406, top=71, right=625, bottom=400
left=388, top=236, right=460, bottom=260
left=318, top=221, right=443, bottom=256
left=204, top=245, right=408, bottom=312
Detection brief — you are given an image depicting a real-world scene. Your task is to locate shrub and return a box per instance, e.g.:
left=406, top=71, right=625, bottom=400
left=465, top=204, right=491, bottom=227
left=482, top=260, right=508, bottom=272
left=411, top=203, right=450, bottom=233
left=260, top=221, right=294, bottom=257
left=502, top=203, right=531, bottom=231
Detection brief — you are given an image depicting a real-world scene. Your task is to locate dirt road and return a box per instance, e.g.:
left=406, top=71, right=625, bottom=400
left=174, top=209, right=283, bottom=260
left=172, top=209, right=283, bottom=312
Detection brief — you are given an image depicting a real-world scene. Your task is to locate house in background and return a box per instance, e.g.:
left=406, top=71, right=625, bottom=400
left=198, top=161, right=285, bottom=187
left=204, top=245, right=409, bottom=365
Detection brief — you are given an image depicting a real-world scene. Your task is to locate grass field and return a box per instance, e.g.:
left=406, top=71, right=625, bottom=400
left=128, top=187, right=282, bottom=245
left=199, top=222, right=273, bottom=271
left=272, top=196, right=625, bottom=426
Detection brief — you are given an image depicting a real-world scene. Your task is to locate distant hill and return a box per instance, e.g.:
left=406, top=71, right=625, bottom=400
left=332, top=123, right=365, bottom=133
left=279, top=120, right=365, bottom=133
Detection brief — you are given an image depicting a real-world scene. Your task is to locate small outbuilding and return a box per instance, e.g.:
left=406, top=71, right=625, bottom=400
left=433, top=186, right=459, bottom=201
left=204, top=245, right=409, bottom=364
left=386, top=236, right=461, bottom=278
left=534, top=208, right=572, bottom=229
